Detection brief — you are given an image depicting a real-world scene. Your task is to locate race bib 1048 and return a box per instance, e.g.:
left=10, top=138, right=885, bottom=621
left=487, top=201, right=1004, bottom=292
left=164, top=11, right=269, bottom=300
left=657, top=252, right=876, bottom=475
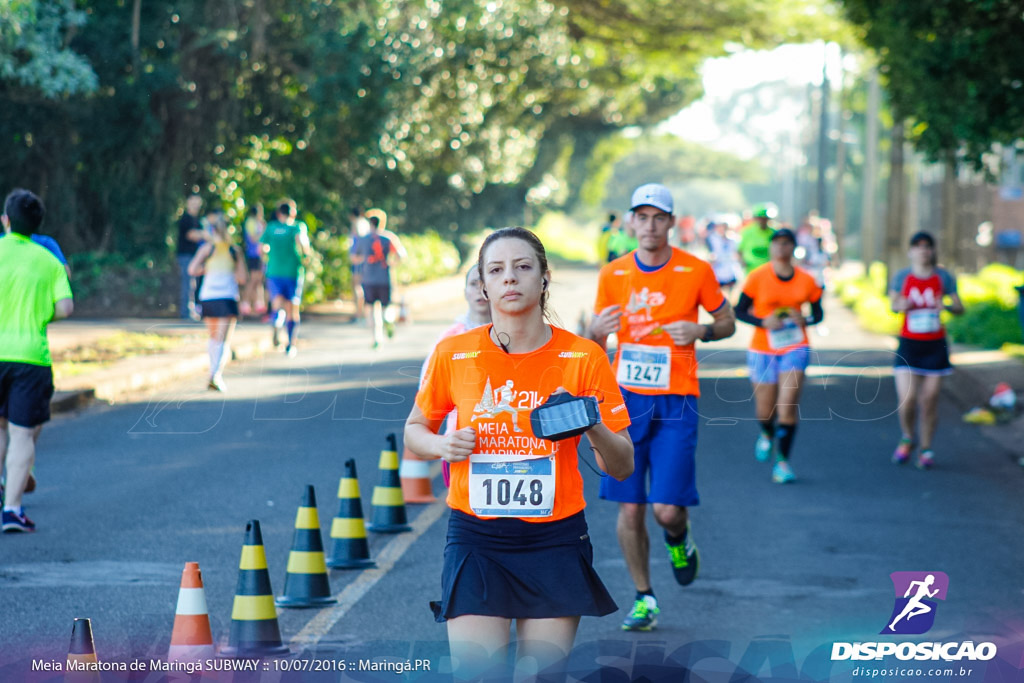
left=617, top=343, right=671, bottom=389
left=468, top=454, right=555, bottom=517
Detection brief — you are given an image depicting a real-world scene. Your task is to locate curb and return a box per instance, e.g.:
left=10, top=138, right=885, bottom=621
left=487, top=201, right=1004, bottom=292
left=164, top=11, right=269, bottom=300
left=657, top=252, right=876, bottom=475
left=51, top=389, right=95, bottom=414
left=51, top=333, right=272, bottom=412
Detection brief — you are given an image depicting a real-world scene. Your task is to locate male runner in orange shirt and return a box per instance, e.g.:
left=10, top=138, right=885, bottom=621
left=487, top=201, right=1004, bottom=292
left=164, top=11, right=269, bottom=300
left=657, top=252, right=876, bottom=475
left=589, top=183, right=736, bottom=630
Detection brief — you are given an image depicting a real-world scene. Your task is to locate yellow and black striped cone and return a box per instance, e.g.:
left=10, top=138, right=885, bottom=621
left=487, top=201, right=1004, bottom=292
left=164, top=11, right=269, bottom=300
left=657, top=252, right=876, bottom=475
left=276, top=485, right=337, bottom=608
left=326, top=459, right=376, bottom=569
left=66, top=617, right=99, bottom=683
left=219, top=520, right=289, bottom=657
left=368, top=433, right=412, bottom=533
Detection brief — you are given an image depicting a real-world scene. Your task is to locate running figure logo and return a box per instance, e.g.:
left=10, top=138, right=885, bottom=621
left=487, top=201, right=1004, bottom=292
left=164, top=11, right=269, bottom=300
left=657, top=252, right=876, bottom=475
left=472, top=377, right=524, bottom=433
left=881, top=571, right=949, bottom=635
left=626, top=287, right=655, bottom=320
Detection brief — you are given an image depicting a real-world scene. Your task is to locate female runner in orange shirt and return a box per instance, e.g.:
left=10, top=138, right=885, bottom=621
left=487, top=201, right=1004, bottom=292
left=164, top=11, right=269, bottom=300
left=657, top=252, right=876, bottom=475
left=405, top=227, right=634, bottom=679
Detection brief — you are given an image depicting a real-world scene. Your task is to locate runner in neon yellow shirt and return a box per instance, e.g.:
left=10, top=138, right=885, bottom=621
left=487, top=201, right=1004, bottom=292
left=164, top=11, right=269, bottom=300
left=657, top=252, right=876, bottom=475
left=0, top=189, right=73, bottom=532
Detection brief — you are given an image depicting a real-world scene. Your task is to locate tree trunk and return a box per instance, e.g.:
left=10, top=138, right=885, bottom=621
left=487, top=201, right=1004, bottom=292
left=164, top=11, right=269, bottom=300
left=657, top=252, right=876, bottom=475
left=131, top=0, right=142, bottom=67
left=941, top=154, right=958, bottom=269
left=883, top=120, right=906, bottom=288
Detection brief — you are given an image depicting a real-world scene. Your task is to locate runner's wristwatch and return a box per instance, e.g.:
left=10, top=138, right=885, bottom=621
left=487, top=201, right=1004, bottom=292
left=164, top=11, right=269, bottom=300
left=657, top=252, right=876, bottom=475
left=701, top=324, right=714, bottom=342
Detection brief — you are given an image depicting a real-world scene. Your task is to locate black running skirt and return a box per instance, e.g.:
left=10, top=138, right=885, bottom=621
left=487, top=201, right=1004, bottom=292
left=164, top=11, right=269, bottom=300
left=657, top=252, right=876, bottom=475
left=430, top=509, right=617, bottom=622
left=200, top=298, right=239, bottom=318
left=894, top=336, right=953, bottom=375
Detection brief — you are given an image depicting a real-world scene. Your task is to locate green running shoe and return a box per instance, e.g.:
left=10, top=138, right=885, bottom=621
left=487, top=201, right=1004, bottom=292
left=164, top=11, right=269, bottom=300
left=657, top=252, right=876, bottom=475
left=665, top=525, right=700, bottom=586
left=755, top=433, right=773, bottom=462
left=621, top=595, right=659, bottom=631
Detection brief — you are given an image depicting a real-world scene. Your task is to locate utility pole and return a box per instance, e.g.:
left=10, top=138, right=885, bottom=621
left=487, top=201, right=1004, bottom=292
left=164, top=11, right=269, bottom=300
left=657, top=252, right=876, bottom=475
left=861, top=69, right=880, bottom=265
left=816, top=49, right=831, bottom=219
left=833, top=52, right=847, bottom=264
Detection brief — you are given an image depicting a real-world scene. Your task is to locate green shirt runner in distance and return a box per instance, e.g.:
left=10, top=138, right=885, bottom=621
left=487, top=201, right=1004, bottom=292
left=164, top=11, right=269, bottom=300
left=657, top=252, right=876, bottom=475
left=739, top=225, right=775, bottom=272
left=261, top=219, right=308, bottom=279
left=0, top=233, right=74, bottom=366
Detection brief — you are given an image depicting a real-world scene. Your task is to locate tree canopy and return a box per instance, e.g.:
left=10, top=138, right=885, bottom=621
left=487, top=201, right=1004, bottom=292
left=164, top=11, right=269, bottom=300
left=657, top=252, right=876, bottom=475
left=841, top=0, right=1024, bottom=167
left=1, top=0, right=843, bottom=261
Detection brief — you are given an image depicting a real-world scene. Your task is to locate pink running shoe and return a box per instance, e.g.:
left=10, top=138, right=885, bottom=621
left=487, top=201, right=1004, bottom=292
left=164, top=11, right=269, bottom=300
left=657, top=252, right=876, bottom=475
left=892, top=438, right=913, bottom=464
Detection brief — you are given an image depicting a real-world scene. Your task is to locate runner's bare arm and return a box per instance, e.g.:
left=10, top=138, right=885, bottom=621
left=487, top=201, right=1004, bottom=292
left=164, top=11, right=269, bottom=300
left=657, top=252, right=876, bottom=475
left=587, top=305, right=622, bottom=349
left=705, top=298, right=736, bottom=340
left=296, top=230, right=312, bottom=257
left=663, top=299, right=736, bottom=346
left=187, top=243, right=213, bottom=277
left=587, top=425, right=633, bottom=481
left=54, top=297, right=73, bottom=319
left=233, top=247, right=248, bottom=285
left=405, top=404, right=476, bottom=462
left=889, top=289, right=911, bottom=313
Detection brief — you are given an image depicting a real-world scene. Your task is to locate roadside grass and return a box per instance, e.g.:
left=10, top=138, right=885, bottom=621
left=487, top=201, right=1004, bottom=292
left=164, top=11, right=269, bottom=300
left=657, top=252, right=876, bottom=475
left=52, top=331, right=194, bottom=377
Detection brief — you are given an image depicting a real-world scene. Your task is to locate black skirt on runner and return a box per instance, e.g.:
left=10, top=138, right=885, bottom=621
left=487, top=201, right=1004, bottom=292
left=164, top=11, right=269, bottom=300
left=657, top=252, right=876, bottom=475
left=199, top=298, right=239, bottom=318
left=893, top=336, right=953, bottom=375
left=430, top=509, right=617, bottom=622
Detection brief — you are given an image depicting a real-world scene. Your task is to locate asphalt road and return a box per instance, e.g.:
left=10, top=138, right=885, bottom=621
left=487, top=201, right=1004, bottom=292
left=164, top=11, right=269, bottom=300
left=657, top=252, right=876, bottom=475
left=1, top=267, right=1022, bottom=682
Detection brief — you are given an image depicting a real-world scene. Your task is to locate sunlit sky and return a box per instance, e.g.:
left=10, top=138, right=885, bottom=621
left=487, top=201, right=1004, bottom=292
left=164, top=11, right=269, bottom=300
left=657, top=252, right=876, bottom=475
left=662, top=42, right=845, bottom=160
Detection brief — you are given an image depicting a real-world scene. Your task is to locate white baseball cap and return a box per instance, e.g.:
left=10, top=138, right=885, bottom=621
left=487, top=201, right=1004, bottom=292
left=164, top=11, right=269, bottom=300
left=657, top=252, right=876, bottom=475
left=630, top=183, right=674, bottom=214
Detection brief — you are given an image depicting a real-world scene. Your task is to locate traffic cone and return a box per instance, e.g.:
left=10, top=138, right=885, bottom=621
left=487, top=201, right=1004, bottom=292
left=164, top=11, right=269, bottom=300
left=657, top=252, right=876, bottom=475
left=219, top=520, right=289, bottom=657
left=326, top=459, right=376, bottom=569
left=276, top=486, right=337, bottom=607
left=66, top=618, right=99, bottom=682
left=368, top=433, right=412, bottom=533
left=399, top=445, right=437, bottom=504
left=168, top=562, right=215, bottom=662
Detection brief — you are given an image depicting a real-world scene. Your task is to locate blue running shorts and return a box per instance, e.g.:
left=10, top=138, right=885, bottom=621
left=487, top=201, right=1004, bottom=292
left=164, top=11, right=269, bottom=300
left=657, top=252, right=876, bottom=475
left=266, top=276, right=302, bottom=304
left=599, top=391, right=700, bottom=507
left=747, top=346, right=811, bottom=385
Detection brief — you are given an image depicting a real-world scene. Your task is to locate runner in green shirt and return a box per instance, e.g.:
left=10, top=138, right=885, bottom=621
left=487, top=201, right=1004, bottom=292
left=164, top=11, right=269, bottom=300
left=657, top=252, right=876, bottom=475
left=260, top=199, right=311, bottom=355
left=0, top=189, right=74, bottom=532
left=738, top=203, right=777, bottom=272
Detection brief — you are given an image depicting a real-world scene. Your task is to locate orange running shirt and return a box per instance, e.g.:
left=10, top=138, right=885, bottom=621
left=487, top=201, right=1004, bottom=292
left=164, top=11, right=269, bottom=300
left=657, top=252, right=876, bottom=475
left=417, top=325, right=631, bottom=522
left=741, top=263, right=823, bottom=354
left=594, top=249, right=726, bottom=397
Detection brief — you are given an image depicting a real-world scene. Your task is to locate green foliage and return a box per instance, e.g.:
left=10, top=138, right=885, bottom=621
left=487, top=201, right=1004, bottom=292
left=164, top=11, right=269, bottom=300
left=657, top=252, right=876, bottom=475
left=302, top=229, right=352, bottom=305
left=946, top=302, right=1022, bottom=349
left=2, top=0, right=856, bottom=314
left=68, top=251, right=176, bottom=314
left=0, top=0, right=97, bottom=98
left=840, top=0, right=1024, bottom=167
left=531, top=212, right=599, bottom=264
left=394, top=232, right=461, bottom=286
left=834, top=266, right=902, bottom=335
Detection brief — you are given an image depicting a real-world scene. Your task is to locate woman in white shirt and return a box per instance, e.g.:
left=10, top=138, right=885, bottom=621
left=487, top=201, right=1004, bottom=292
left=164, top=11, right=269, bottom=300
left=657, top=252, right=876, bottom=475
left=189, top=210, right=247, bottom=391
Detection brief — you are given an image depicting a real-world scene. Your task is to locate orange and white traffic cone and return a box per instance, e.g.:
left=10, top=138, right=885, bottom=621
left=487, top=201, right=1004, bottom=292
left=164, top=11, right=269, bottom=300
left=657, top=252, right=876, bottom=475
left=399, top=445, right=436, bottom=504
left=168, top=562, right=215, bottom=663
